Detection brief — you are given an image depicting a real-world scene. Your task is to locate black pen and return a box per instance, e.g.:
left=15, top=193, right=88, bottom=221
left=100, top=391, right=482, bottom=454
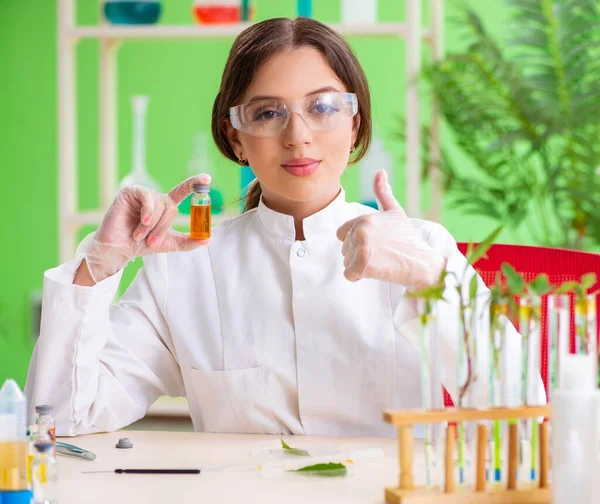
left=83, top=468, right=200, bottom=474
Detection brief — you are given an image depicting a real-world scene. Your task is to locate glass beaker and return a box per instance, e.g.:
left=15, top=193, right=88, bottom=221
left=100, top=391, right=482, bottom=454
left=192, top=0, right=254, bottom=24
left=104, top=1, right=162, bottom=25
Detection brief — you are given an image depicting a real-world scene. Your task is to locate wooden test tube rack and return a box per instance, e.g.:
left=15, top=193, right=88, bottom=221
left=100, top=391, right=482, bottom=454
left=383, top=405, right=552, bottom=504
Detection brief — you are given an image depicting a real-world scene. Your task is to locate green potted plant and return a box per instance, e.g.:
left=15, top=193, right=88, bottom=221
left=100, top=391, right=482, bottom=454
left=412, top=0, right=600, bottom=250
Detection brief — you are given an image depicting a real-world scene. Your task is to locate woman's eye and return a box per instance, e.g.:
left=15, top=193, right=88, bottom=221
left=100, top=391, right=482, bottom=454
left=253, top=109, right=281, bottom=121
left=310, top=102, right=339, bottom=114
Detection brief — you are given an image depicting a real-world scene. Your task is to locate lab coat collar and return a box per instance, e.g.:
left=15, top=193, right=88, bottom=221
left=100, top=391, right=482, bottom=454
left=257, top=188, right=347, bottom=241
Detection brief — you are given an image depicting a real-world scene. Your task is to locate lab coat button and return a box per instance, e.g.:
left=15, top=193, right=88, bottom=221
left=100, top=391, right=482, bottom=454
left=297, top=248, right=306, bottom=258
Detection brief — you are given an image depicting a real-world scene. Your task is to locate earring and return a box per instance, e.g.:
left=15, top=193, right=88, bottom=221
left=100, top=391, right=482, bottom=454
left=350, top=144, right=356, bottom=153
left=238, top=156, right=247, bottom=166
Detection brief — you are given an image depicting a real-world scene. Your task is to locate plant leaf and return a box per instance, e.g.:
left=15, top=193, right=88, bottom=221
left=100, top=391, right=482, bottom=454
left=554, top=281, right=579, bottom=294
left=466, top=225, right=503, bottom=266
left=529, top=274, right=552, bottom=296
left=581, top=273, right=597, bottom=291
left=291, top=462, right=348, bottom=477
left=502, top=263, right=525, bottom=296
left=280, top=439, right=309, bottom=457
left=470, top=273, right=479, bottom=301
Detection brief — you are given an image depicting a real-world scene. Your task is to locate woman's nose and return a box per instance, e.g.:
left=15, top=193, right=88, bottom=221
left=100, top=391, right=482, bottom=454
left=282, top=112, right=312, bottom=148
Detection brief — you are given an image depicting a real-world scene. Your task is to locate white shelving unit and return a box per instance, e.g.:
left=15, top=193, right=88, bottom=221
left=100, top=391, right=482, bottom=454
left=57, top=0, right=444, bottom=263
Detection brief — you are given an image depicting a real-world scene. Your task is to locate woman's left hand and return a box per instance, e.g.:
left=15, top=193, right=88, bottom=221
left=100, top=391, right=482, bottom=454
left=336, top=170, right=446, bottom=290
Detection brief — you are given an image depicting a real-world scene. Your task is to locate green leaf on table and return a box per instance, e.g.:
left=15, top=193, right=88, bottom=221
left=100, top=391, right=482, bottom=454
left=291, top=462, right=348, bottom=477
left=529, top=274, right=552, bottom=296
left=466, top=225, right=503, bottom=266
left=280, top=439, right=309, bottom=457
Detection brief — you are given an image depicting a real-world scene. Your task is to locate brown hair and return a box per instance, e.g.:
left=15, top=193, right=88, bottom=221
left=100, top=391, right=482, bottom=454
left=211, top=17, right=372, bottom=211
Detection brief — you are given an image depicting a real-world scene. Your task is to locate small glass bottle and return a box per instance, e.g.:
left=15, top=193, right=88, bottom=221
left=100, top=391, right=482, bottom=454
left=33, top=405, right=56, bottom=458
left=31, top=442, right=58, bottom=504
left=0, top=379, right=29, bottom=493
left=27, top=426, right=52, bottom=485
left=190, top=183, right=211, bottom=240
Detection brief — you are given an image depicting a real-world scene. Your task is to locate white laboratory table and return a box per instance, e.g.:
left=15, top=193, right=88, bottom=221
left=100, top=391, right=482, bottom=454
left=56, top=431, right=406, bottom=504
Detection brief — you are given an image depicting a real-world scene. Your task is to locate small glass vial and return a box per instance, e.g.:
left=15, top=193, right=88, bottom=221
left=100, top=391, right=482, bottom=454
left=31, top=441, right=58, bottom=504
left=34, top=405, right=56, bottom=457
left=190, top=183, right=211, bottom=240
left=27, top=426, right=52, bottom=484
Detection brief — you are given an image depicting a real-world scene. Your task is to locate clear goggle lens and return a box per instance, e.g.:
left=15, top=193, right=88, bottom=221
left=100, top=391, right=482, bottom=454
left=229, top=92, right=358, bottom=137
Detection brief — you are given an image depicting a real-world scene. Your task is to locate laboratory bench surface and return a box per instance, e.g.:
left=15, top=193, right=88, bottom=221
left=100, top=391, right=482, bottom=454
left=56, top=430, right=404, bottom=503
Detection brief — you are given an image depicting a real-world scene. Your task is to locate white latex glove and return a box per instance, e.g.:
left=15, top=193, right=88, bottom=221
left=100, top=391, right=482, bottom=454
left=336, top=170, right=446, bottom=290
left=81, top=174, right=211, bottom=283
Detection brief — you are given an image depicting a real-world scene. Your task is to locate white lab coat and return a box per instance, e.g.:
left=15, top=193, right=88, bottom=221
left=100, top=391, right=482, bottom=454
left=25, top=189, right=542, bottom=437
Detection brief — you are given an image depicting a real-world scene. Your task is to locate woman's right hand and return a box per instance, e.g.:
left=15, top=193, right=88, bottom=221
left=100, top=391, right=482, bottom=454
left=80, top=174, right=211, bottom=283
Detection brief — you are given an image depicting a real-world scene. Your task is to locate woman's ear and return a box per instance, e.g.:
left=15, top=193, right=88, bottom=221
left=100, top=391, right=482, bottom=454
left=351, top=113, right=361, bottom=147
left=224, top=119, right=244, bottom=159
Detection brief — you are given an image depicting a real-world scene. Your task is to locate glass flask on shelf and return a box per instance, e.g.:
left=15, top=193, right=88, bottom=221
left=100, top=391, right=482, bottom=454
left=192, top=0, right=254, bottom=24
left=104, top=0, right=162, bottom=25
left=119, top=96, right=162, bottom=193
left=179, top=132, right=223, bottom=215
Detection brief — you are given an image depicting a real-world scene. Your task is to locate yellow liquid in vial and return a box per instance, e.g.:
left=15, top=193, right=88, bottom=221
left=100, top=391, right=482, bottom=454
left=190, top=204, right=211, bottom=240
left=27, top=454, right=33, bottom=483
left=0, top=441, right=27, bottom=490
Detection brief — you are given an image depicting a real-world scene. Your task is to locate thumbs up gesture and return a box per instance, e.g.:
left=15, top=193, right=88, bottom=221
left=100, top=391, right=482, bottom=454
left=336, top=170, right=446, bottom=290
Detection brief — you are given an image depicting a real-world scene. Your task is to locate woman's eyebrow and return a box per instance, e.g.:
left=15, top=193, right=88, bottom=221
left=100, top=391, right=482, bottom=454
left=247, top=86, right=342, bottom=103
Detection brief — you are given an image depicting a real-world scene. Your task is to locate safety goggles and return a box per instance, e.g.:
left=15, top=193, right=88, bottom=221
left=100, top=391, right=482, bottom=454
left=229, top=92, right=358, bottom=138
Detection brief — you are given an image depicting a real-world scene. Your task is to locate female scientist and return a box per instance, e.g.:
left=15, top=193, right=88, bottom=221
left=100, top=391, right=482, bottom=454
left=25, top=17, right=538, bottom=437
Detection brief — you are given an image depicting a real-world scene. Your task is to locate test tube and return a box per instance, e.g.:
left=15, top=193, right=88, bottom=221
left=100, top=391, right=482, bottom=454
left=548, top=294, right=569, bottom=391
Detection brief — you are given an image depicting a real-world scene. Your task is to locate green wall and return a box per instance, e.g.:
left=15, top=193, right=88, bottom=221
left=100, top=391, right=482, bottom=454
left=1, top=0, right=512, bottom=387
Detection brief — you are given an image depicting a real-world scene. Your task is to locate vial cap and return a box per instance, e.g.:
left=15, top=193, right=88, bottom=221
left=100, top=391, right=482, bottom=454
left=193, top=183, right=210, bottom=193
left=35, top=405, right=54, bottom=415
left=116, top=437, right=133, bottom=449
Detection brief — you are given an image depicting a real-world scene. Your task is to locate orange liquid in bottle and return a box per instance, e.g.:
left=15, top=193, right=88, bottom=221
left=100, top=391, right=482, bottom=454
left=190, top=204, right=211, bottom=240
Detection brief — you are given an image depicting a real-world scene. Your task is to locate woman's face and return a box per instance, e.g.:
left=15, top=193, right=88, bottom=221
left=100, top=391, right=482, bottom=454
left=226, top=47, right=360, bottom=215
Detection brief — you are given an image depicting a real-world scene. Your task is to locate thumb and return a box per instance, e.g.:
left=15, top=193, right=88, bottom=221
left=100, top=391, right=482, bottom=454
left=373, top=169, right=406, bottom=216
left=155, top=231, right=209, bottom=253
left=168, top=173, right=212, bottom=205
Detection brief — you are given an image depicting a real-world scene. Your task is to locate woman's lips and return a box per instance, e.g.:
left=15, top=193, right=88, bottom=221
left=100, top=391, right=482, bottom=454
left=281, top=158, right=320, bottom=177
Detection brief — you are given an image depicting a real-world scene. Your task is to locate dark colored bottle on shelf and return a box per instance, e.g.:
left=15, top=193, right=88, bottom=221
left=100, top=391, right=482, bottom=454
left=104, top=1, right=162, bottom=25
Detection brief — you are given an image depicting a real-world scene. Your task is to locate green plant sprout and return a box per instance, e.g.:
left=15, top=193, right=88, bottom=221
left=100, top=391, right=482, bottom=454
left=280, top=439, right=309, bottom=457
left=410, top=223, right=599, bottom=486
left=554, top=273, right=598, bottom=353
